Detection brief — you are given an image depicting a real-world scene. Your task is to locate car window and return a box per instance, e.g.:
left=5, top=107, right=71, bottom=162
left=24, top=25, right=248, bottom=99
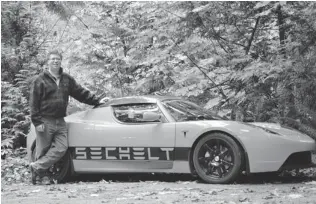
left=113, top=103, right=163, bottom=123
left=162, top=100, right=224, bottom=122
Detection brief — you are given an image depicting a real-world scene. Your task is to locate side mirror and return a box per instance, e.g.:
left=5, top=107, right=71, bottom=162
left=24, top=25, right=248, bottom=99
left=143, top=112, right=161, bottom=122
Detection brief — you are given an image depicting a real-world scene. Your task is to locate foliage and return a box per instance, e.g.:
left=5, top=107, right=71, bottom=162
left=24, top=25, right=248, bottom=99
left=1, top=147, right=30, bottom=185
left=1, top=2, right=47, bottom=157
left=1, top=82, right=30, bottom=158
left=1, top=1, right=316, bottom=161
left=94, top=2, right=315, bottom=139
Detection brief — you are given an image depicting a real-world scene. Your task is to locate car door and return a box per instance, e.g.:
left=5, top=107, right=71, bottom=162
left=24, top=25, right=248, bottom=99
left=71, top=103, right=176, bottom=173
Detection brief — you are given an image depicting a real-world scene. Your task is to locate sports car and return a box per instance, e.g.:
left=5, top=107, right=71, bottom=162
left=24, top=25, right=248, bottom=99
left=27, top=95, right=316, bottom=184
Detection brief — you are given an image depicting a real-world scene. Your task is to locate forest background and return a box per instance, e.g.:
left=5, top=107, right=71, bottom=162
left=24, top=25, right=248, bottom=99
left=1, top=1, right=316, bottom=163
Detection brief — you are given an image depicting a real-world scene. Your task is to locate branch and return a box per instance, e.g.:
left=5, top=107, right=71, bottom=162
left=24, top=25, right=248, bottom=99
left=109, top=46, right=124, bottom=97
left=245, top=16, right=260, bottom=55
left=170, top=38, right=227, bottom=99
left=209, top=80, right=230, bottom=89
left=33, top=16, right=61, bottom=52
left=217, top=35, right=246, bottom=48
left=57, top=20, right=69, bottom=46
left=63, top=40, right=75, bottom=53
left=64, top=4, right=89, bottom=29
left=158, top=6, right=185, bottom=19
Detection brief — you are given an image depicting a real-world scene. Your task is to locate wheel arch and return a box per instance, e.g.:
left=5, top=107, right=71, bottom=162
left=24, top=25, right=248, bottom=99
left=188, top=130, right=250, bottom=176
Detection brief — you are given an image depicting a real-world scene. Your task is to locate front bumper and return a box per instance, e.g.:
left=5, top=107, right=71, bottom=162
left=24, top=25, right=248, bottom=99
left=279, top=151, right=316, bottom=171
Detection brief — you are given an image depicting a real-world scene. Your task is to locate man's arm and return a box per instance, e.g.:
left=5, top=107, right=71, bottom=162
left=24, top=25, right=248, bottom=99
left=29, top=78, right=43, bottom=127
left=69, top=76, right=101, bottom=105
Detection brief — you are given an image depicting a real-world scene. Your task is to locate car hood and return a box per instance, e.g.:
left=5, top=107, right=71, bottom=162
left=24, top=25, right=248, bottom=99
left=188, top=120, right=314, bottom=142
left=249, top=122, right=313, bottom=141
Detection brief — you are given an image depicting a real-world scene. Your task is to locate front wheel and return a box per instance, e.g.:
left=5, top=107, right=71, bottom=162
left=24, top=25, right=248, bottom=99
left=31, top=144, right=71, bottom=183
left=192, top=133, right=243, bottom=184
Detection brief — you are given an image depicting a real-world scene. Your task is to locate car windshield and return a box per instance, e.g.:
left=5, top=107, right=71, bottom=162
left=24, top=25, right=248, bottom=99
left=161, top=100, right=225, bottom=122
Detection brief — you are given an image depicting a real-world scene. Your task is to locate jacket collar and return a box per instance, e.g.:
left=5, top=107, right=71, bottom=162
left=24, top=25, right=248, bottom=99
left=44, top=67, right=63, bottom=80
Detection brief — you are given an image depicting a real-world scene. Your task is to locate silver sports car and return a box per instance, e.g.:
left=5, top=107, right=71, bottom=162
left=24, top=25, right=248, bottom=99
left=27, top=95, right=316, bottom=184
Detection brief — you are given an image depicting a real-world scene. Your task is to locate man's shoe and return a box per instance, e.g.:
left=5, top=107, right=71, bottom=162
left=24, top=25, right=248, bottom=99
left=40, top=176, right=52, bottom=185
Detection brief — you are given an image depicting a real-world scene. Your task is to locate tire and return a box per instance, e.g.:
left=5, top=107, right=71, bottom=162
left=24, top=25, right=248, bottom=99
left=31, top=143, right=71, bottom=183
left=192, top=132, right=243, bottom=184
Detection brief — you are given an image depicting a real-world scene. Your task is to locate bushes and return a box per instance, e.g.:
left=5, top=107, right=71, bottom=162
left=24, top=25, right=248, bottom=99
left=1, top=81, right=31, bottom=159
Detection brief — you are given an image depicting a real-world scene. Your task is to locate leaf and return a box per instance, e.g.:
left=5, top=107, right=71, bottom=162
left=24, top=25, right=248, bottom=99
left=1, top=138, right=14, bottom=149
left=305, top=181, right=316, bottom=185
left=280, top=1, right=286, bottom=6
left=239, top=197, right=250, bottom=202
left=204, top=97, right=221, bottom=109
left=254, top=1, right=271, bottom=9
left=192, top=4, right=211, bottom=13
left=255, top=7, right=273, bottom=17
left=288, top=194, right=303, bottom=199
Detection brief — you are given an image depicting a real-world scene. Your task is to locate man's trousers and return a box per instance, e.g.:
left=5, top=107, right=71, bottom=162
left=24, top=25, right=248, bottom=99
left=32, top=117, right=68, bottom=171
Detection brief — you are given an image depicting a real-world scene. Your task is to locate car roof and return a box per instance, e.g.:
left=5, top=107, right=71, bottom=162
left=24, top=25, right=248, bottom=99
left=96, top=95, right=182, bottom=108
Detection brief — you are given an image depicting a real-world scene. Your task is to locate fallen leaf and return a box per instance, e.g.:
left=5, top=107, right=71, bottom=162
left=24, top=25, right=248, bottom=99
left=191, top=198, right=200, bottom=202
left=288, top=194, right=303, bottom=199
left=271, top=189, right=279, bottom=197
left=305, top=181, right=316, bottom=185
left=243, top=188, right=254, bottom=193
left=68, top=195, right=77, bottom=198
left=239, top=197, right=249, bottom=202
left=158, top=191, right=177, bottom=195
left=211, top=191, right=218, bottom=195
left=263, top=195, right=274, bottom=200
left=180, top=181, right=192, bottom=184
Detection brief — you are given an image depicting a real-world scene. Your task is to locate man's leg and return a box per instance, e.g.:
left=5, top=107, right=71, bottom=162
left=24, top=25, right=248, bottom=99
left=33, top=118, right=68, bottom=171
left=31, top=119, right=55, bottom=184
left=35, top=119, right=55, bottom=160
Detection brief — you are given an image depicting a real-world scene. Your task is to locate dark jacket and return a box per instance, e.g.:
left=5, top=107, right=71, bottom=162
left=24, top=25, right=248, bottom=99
left=30, top=68, right=101, bottom=127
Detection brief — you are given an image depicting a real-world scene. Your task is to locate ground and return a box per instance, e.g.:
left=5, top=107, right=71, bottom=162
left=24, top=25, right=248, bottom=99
left=2, top=174, right=316, bottom=204
left=1, top=151, right=316, bottom=204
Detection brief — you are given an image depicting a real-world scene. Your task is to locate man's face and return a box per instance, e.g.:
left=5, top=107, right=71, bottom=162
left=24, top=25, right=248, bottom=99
left=47, top=54, right=62, bottom=72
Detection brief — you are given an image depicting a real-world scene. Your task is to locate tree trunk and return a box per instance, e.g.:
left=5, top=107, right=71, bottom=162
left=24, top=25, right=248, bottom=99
left=276, top=4, right=286, bottom=57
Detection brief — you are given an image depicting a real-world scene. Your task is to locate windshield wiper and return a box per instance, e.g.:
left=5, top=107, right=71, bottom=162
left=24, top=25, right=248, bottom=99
left=185, top=115, right=216, bottom=121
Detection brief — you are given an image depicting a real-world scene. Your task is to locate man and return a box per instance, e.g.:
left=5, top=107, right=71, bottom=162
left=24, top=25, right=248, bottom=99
left=29, top=50, right=106, bottom=185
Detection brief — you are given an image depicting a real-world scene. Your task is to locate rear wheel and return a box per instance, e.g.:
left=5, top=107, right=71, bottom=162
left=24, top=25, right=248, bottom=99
left=31, top=144, right=71, bottom=183
left=192, top=133, right=243, bottom=184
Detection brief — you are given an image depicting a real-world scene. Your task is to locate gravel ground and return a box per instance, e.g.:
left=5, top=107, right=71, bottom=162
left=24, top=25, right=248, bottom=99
left=2, top=152, right=316, bottom=204
left=2, top=174, right=316, bottom=204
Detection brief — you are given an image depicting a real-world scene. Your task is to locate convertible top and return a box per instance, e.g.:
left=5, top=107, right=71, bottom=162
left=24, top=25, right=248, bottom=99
left=96, top=95, right=182, bottom=108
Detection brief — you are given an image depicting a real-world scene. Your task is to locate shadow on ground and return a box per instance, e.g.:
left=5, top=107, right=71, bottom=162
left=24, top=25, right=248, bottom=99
left=67, top=172, right=315, bottom=185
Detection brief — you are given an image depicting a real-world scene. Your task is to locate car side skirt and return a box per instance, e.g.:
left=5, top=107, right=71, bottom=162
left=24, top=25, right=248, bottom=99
left=69, top=147, right=192, bottom=174
left=71, top=160, right=191, bottom=174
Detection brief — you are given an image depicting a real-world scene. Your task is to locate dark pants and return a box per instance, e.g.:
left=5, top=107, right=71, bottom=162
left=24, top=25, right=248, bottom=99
left=33, top=117, right=68, bottom=171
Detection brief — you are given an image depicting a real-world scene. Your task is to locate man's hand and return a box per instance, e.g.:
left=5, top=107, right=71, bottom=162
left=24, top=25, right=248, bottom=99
left=99, top=97, right=110, bottom=104
left=36, top=124, right=45, bottom=132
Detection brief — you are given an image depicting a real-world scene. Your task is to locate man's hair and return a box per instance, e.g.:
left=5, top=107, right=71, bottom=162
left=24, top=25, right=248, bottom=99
left=46, top=50, right=63, bottom=61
